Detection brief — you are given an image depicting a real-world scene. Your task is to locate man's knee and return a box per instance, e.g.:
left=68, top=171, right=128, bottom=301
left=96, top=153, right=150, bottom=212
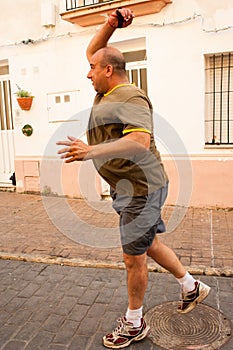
left=123, top=253, right=147, bottom=270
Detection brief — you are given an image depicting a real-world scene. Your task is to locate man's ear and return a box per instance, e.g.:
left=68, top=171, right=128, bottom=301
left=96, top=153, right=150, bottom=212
left=106, top=64, right=113, bottom=77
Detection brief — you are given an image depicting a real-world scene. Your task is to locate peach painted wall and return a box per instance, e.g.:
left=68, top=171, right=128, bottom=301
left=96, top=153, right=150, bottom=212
left=163, top=157, right=233, bottom=208
left=15, top=157, right=233, bottom=208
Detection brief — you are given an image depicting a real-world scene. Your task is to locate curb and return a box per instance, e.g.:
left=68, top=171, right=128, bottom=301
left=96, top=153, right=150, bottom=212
left=0, top=252, right=233, bottom=277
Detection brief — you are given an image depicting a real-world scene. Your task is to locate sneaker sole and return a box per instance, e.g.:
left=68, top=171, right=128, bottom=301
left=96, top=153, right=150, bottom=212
left=103, top=325, right=150, bottom=349
left=178, top=285, right=211, bottom=314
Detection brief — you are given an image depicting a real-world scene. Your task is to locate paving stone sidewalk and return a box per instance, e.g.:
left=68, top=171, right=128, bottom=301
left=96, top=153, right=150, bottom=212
left=0, top=191, right=232, bottom=275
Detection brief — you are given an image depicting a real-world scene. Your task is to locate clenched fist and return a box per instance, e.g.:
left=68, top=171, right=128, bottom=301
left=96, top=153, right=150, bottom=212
left=108, top=8, right=134, bottom=29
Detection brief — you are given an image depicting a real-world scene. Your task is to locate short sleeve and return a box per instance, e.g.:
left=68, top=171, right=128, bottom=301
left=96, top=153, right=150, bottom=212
left=119, top=96, right=152, bottom=134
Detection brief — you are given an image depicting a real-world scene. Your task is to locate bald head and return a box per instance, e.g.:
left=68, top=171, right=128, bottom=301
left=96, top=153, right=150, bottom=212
left=97, top=46, right=126, bottom=75
left=87, top=46, right=129, bottom=93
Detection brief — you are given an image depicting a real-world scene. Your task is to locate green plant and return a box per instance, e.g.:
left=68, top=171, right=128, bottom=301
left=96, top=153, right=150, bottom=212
left=16, top=84, right=34, bottom=98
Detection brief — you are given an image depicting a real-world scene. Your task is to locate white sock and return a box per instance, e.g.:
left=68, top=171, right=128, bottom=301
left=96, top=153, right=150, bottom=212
left=176, top=272, right=196, bottom=293
left=125, top=306, right=143, bottom=327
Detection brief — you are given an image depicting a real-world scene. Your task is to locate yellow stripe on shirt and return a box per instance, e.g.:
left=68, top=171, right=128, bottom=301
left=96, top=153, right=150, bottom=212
left=123, top=128, right=151, bottom=135
left=104, top=83, right=135, bottom=97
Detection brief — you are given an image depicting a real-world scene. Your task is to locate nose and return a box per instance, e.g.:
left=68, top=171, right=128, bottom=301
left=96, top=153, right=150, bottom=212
left=87, top=69, right=92, bottom=79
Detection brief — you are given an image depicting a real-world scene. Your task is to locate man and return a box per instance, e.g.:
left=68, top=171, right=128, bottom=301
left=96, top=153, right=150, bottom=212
left=57, top=8, right=210, bottom=349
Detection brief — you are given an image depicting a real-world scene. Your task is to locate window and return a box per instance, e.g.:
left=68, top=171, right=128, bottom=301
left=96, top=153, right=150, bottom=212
left=123, top=50, right=147, bottom=95
left=205, top=53, right=233, bottom=145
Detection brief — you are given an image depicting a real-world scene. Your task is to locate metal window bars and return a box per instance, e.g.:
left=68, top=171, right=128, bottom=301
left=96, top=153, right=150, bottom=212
left=205, top=52, right=233, bottom=145
left=66, top=0, right=113, bottom=10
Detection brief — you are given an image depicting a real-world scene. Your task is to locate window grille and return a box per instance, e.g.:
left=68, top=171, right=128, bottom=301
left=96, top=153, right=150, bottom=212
left=205, top=53, right=233, bottom=145
left=66, top=0, right=105, bottom=10
left=124, top=50, right=147, bottom=95
left=126, top=62, right=147, bottom=95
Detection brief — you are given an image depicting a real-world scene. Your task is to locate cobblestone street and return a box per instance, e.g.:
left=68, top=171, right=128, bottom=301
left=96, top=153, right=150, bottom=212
left=0, top=260, right=233, bottom=350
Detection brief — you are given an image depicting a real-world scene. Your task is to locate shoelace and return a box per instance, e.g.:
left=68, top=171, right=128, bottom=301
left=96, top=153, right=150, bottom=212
left=179, top=283, right=185, bottom=299
left=180, top=281, right=199, bottom=300
left=112, top=317, right=129, bottom=337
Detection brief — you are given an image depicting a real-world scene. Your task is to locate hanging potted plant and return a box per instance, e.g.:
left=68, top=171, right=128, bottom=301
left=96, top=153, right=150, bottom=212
left=15, top=84, right=34, bottom=111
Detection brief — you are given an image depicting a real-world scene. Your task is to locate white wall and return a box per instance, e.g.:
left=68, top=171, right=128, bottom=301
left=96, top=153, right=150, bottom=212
left=10, top=37, right=92, bottom=157
left=147, top=21, right=233, bottom=155
left=1, top=0, right=232, bottom=158
left=0, top=0, right=95, bottom=158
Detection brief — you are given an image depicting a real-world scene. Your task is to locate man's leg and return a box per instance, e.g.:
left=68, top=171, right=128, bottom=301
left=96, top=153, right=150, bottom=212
left=147, top=235, right=186, bottom=278
left=123, top=252, right=148, bottom=310
left=147, top=235, right=211, bottom=313
left=102, top=251, right=150, bottom=348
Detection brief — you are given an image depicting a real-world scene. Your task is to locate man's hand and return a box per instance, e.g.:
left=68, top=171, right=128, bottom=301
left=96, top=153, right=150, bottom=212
left=108, top=8, right=134, bottom=29
left=86, top=7, right=134, bottom=62
left=57, top=136, right=92, bottom=163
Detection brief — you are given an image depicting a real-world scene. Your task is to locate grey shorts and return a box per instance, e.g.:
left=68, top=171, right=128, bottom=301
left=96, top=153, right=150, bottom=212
left=111, top=183, right=168, bottom=256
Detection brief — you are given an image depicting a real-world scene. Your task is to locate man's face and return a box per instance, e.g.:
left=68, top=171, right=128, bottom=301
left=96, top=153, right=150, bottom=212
left=87, top=51, right=109, bottom=94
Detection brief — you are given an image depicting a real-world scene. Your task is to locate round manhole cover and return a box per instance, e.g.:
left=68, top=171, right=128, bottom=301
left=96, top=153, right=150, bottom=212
left=144, top=302, right=232, bottom=350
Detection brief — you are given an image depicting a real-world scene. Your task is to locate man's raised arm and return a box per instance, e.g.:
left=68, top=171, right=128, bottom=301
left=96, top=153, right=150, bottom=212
left=86, top=8, right=134, bottom=62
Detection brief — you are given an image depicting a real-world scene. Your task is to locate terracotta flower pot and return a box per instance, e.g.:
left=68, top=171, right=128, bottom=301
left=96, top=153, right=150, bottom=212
left=17, top=97, right=33, bottom=111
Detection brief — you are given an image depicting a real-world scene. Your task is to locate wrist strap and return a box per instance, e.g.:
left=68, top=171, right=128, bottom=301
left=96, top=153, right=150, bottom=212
left=116, top=9, right=124, bottom=28
left=108, top=9, right=124, bottom=29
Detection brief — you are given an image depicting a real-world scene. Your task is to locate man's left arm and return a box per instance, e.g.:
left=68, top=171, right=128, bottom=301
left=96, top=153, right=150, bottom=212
left=57, top=131, right=150, bottom=163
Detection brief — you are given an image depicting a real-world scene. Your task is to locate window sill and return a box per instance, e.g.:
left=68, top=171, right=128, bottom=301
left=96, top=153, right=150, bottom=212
left=205, top=144, right=233, bottom=150
left=60, top=0, right=172, bottom=27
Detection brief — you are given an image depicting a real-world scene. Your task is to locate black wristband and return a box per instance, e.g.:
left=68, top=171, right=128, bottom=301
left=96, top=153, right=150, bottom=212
left=116, top=9, right=124, bottom=28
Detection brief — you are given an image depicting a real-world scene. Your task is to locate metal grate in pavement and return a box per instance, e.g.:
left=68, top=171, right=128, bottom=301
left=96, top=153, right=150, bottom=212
left=145, top=301, right=232, bottom=350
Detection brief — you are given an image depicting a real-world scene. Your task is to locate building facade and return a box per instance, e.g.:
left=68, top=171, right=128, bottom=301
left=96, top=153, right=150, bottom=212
left=0, top=0, right=232, bottom=207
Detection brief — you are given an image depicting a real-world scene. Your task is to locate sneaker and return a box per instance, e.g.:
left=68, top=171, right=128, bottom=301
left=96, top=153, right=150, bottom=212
left=103, top=316, right=150, bottom=349
left=178, top=280, right=211, bottom=314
